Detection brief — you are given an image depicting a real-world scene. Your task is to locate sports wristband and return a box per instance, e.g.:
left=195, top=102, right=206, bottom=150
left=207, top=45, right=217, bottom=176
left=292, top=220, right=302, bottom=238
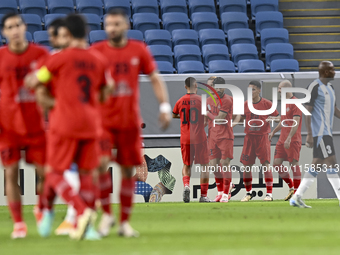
left=160, top=102, right=171, bottom=114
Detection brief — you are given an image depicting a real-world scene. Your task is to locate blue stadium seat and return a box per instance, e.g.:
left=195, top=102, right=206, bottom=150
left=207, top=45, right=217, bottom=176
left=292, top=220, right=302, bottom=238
left=208, top=60, right=235, bottom=73
left=81, top=13, right=101, bottom=31
left=199, top=29, right=226, bottom=47
left=270, top=59, right=299, bottom=72
left=21, top=14, right=42, bottom=35
left=0, top=0, right=18, bottom=14
left=148, top=45, right=173, bottom=65
left=145, top=29, right=172, bottom=48
left=76, top=0, right=103, bottom=17
left=132, top=13, right=160, bottom=34
left=172, top=29, right=199, bottom=47
left=48, top=0, right=75, bottom=15
left=255, top=11, right=283, bottom=37
left=178, top=61, right=205, bottom=74
left=191, top=12, right=219, bottom=32
left=44, top=14, right=67, bottom=29
left=0, top=35, right=2, bottom=46
left=221, top=12, right=248, bottom=35
left=188, top=0, right=216, bottom=17
left=33, top=31, right=50, bottom=46
left=20, top=0, right=46, bottom=21
left=261, top=28, right=289, bottom=54
left=227, top=28, right=255, bottom=49
left=156, top=61, right=174, bottom=74
left=132, top=0, right=158, bottom=15
left=89, top=30, right=106, bottom=44
left=127, top=30, right=144, bottom=41
left=104, top=0, right=131, bottom=18
left=251, top=0, right=279, bottom=19
left=219, top=0, right=246, bottom=15
left=231, top=44, right=258, bottom=66
left=238, top=59, right=265, bottom=73
left=202, top=44, right=229, bottom=67
left=265, top=43, right=294, bottom=69
left=174, top=45, right=202, bottom=68
left=26, top=31, right=33, bottom=42
left=162, top=13, right=189, bottom=33
left=160, top=0, right=187, bottom=15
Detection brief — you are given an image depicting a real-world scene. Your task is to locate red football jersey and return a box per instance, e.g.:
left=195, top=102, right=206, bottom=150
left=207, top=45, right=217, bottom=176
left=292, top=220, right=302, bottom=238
left=207, top=93, right=234, bottom=140
left=173, top=93, right=207, bottom=145
left=91, top=40, right=156, bottom=130
left=244, top=97, right=279, bottom=135
left=0, top=44, right=48, bottom=136
left=40, top=47, right=108, bottom=139
left=278, top=96, right=302, bottom=143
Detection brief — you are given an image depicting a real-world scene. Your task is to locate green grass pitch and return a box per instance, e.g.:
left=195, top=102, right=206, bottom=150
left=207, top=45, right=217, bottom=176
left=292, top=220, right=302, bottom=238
left=0, top=200, right=339, bottom=255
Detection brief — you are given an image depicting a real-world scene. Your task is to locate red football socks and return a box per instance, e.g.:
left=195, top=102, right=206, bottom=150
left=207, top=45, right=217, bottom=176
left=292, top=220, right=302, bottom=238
left=120, top=177, right=135, bottom=223
left=275, top=165, right=293, bottom=189
left=215, top=177, right=224, bottom=192
left=264, top=170, right=273, bottom=194
left=200, top=183, right=209, bottom=197
left=182, top=176, right=190, bottom=187
left=223, top=170, right=232, bottom=194
left=79, top=174, right=96, bottom=210
left=243, top=171, right=252, bottom=192
left=99, top=172, right=112, bottom=214
left=8, top=201, right=23, bottom=223
left=291, top=165, right=301, bottom=192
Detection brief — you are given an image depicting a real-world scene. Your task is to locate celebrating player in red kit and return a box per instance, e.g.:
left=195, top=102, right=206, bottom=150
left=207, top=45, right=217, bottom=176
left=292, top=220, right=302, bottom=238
left=25, top=14, right=113, bottom=240
left=91, top=9, right=171, bottom=237
left=206, top=77, right=240, bottom=202
left=0, top=13, right=49, bottom=239
left=173, top=77, right=211, bottom=203
left=269, top=80, right=302, bottom=200
left=239, top=81, right=279, bottom=202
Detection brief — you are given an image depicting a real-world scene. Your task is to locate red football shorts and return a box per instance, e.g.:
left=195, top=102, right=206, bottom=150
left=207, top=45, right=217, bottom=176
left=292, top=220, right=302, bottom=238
left=274, top=141, right=301, bottom=162
left=181, top=141, right=209, bottom=166
left=47, top=132, right=99, bottom=172
left=0, top=130, right=46, bottom=166
left=240, top=134, right=271, bottom=165
left=208, top=138, right=234, bottom=160
left=100, top=127, right=143, bottom=166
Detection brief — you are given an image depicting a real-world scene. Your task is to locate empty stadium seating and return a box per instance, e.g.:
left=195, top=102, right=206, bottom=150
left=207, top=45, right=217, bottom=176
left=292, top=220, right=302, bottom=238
left=174, top=45, right=202, bottom=67
left=145, top=29, right=172, bottom=48
left=0, top=0, right=18, bottom=14
left=208, top=60, right=236, bottom=73
left=228, top=28, right=255, bottom=49
left=127, top=30, right=144, bottom=41
left=265, top=43, right=294, bottom=70
left=21, top=14, right=42, bottom=35
left=202, top=44, right=229, bottom=68
left=44, top=14, right=67, bottom=29
left=156, top=61, right=174, bottom=74
left=162, top=13, right=190, bottom=33
left=188, top=0, right=216, bottom=17
left=231, top=44, right=259, bottom=66
left=133, top=13, right=160, bottom=34
left=270, top=59, right=299, bottom=72
left=172, top=29, right=199, bottom=48
left=33, top=31, right=50, bottom=46
left=20, top=0, right=47, bottom=21
left=131, top=0, right=159, bottom=16
left=251, top=0, right=279, bottom=19
left=48, top=0, right=75, bottom=15
left=261, top=28, right=289, bottom=54
left=26, top=31, right=33, bottom=42
left=238, top=59, right=265, bottom=73
left=160, top=0, right=187, bottom=15
left=221, top=12, right=249, bottom=34
left=76, top=0, right=103, bottom=17
left=199, top=29, right=226, bottom=47
left=82, top=13, right=101, bottom=31
left=255, top=11, right=283, bottom=37
left=148, top=45, right=173, bottom=65
left=104, top=0, right=131, bottom=17
left=192, top=12, right=219, bottom=32
left=219, top=0, right=247, bottom=15
left=177, top=61, right=205, bottom=74
left=89, top=30, right=106, bottom=44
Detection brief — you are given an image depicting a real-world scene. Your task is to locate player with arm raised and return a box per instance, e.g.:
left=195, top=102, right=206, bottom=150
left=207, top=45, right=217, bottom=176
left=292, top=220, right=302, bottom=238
left=91, top=9, right=171, bottom=237
left=206, top=77, right=240, bottom=202
left=0, top=13, right=49, bottom=239
left=290, top=61, right=340, bottom=208
left=269, top=80, right=302, bottom=201
left=239, top=81, right=279, bottom=202
left=173, top=77, right=211, bottom=203
left=25, top=14, right=113, bottom=240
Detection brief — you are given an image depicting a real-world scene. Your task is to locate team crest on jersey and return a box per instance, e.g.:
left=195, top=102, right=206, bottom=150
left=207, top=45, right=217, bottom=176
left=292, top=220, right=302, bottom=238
left=131, top=57, right=140, bottom=66
left=113, top=81, right=133, bottom=96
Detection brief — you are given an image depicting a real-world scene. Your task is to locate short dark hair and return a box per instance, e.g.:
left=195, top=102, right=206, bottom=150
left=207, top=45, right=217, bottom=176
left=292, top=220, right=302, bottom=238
left=106, top=8, right=129, bottom=20
left=213, top=77, right=225, bottom=85
left=64, top=14, right=87, bottom=39
left=49, top=18, right=66, bottom=36
left=249, top=80, right=261, bottom=89
left=185, top=77, right=196, bottom=88
left=1, top=13, right=24, bottom=28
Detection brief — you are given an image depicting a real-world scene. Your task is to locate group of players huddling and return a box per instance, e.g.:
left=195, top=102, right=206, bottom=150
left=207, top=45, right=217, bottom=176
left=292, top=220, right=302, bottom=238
left=173, top=62, right=340, bottom=209
left=0, top=10, right=171, bottom=240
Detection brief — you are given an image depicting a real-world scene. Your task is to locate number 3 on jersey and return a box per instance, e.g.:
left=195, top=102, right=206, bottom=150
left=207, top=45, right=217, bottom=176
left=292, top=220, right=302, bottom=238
left=78, top=74, right=92, bottom=103
left=181, top=108, right=199, bottom=124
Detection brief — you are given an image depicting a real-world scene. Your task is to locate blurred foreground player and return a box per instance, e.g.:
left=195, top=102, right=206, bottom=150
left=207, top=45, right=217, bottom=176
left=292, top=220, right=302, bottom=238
left=290, top=61, right=340, bottom=208
left=173, top=77, right=211, bottom=203
left=0, top=13, right=49, bottom=239
left=269, top=80, right=302, bottom=200
left=91, top=9, right=171, bottom=237
left=239, top=81, right=279, bottom=202
left=25, top=14, right=113, bottom=240
left=206, top=77, right=240, bottom=202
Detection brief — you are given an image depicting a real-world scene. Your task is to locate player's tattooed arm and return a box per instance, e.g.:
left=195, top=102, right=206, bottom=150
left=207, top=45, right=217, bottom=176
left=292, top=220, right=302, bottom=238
left=334, top=106, right=340, bottom=119
left=305, top=105, right=313, bottom=148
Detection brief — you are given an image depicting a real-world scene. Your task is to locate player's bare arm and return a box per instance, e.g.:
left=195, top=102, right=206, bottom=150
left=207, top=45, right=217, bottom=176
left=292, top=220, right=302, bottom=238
left=266, top=115, right=281, bottom=123
left=172, top=113, right=180, bottom=119
left=269, top=120, right=282, bottom=141
left=99, top=71, right=115, bottom=103
left=232, top=114, right=241, bottom=128
left=305, top=105, right=313, bottom=148
left=284, top=115, right=301, bottom=149
left=24, top=71, right=40, bottom=90
left=149, top=71, right=171, bottom=130
left=334, top=106, right=340, bottom=119
left=35, top=86, right=55, bottom=110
